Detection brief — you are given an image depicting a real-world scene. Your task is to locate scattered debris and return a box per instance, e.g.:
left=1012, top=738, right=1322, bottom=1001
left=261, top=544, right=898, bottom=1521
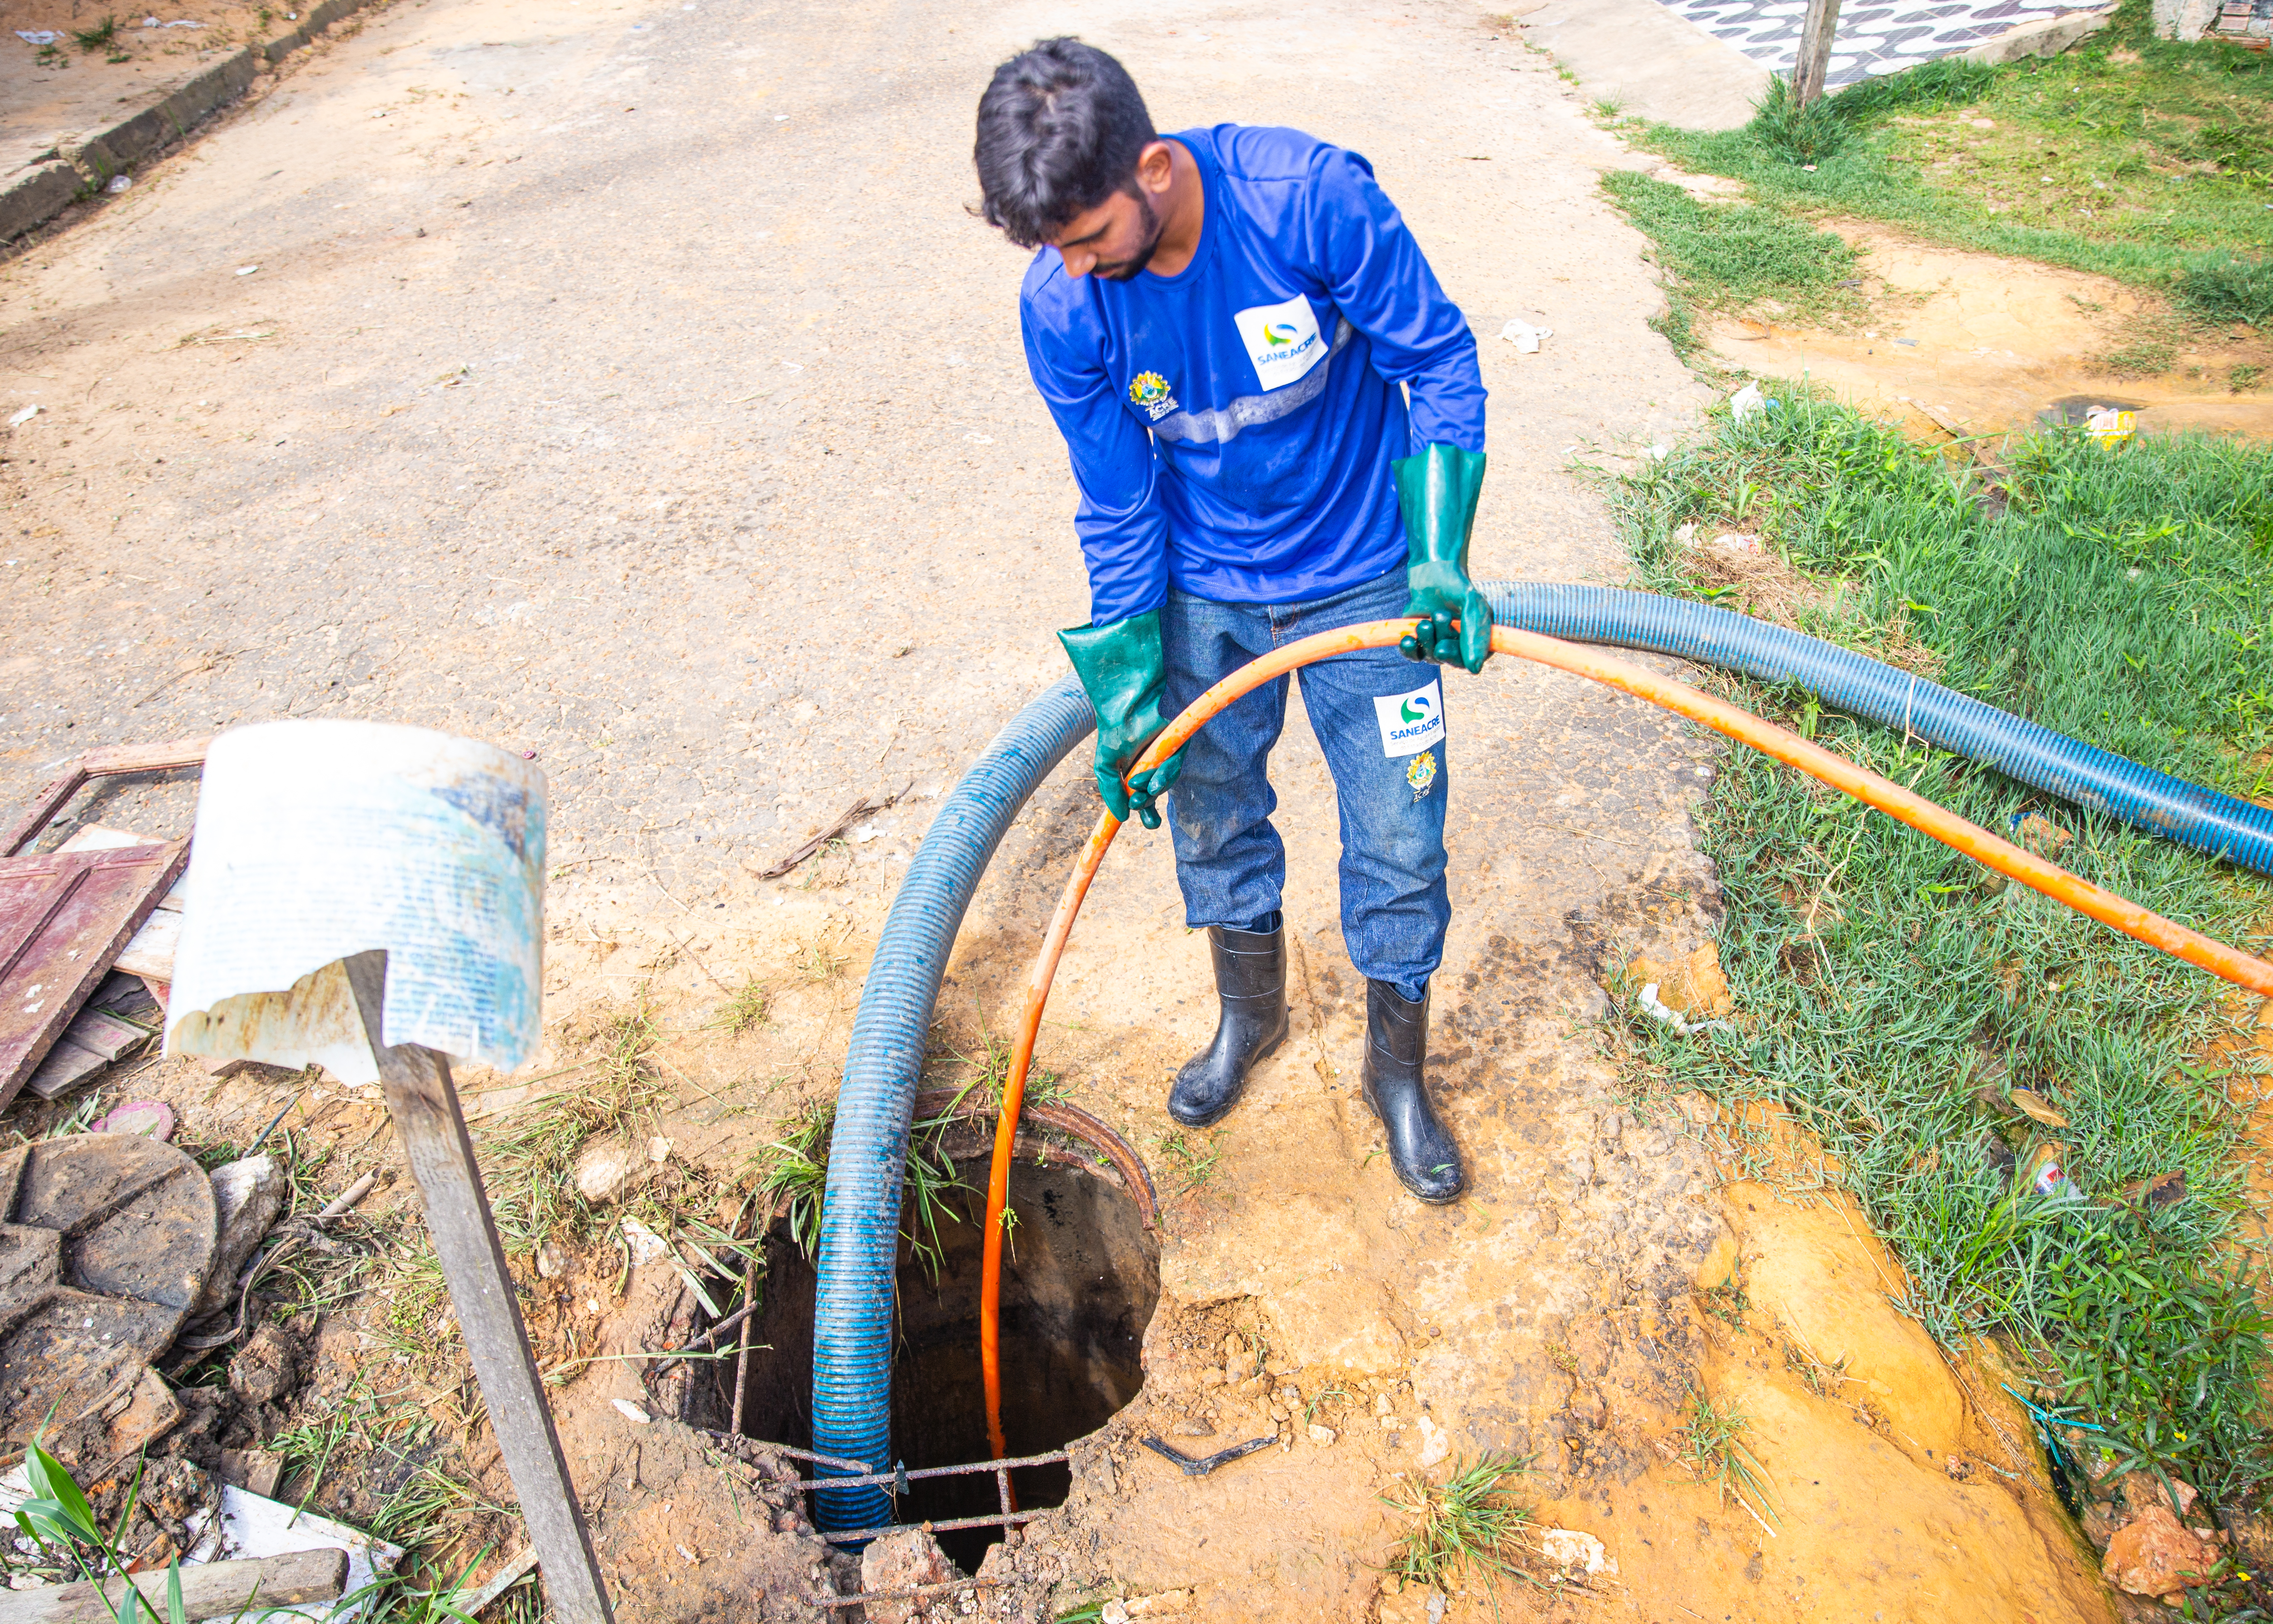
left=8, top=403, right=40, bottom=425
left=2103, top=1504, right=2219, bottom=1600
left=105, top=175, right=132, bottom=194
left=1138, top=1434, right=1274, bottom=1476
left=572, top=1136, right=644, bottom=1204
left=858, top=1528, right=965, bottom=1624
left=2116, top=1168, right=2187, bottom=1213
left=2006, top=1087, right=2068, bottom=1127
left=1637, top=981, right=1733, bottom=1038
left=93, top=1099, right=175, bottom=1139
left=1499, top=318, right=1552, bottom=353
left=1538, top=1527, right=1618, bottom=1578
left=0, top=1134, right=217, bottom=1452
left=612, top=1399, right=653, bottom=1425
left=1729, top=382, right=1768, bottom=423
left=196, top=1155, right=284, bottom=1317
left=751, top=783, right=911, bottom=880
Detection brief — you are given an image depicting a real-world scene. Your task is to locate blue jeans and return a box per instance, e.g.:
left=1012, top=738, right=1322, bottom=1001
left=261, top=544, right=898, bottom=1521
left=1161, top=567, right=1450, bottom=994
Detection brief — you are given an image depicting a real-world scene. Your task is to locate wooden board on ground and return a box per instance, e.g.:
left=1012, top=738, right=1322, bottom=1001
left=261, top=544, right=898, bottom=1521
left=0, top=842, right=189, bottom=1111
left=0, top=1548, right=348, bottom=1624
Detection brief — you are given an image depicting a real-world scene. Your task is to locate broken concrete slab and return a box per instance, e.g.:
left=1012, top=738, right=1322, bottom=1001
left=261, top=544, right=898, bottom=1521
left=196, top=1154, right=284, bottom=1318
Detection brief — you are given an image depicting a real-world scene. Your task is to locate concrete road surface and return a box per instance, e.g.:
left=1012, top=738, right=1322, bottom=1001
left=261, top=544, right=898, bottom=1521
left=0, top=0, right=1788, bottom=1614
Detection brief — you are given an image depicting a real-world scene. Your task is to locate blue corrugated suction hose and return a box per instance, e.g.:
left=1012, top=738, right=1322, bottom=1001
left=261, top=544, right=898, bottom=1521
left=1484, top=583, right=2273, bottom=876
left=808, top=582, right=2273, bottom=1535
left=809, top=674, right=1094, bottom=1533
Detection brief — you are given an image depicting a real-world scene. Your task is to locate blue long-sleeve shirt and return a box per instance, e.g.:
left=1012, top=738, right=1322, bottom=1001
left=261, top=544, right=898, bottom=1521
left=1020, top=124, right=1486, bottom=625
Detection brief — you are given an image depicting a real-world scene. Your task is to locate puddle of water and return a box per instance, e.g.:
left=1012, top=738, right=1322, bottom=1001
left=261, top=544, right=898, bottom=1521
left=1705, top=224, right=2273, bottom=442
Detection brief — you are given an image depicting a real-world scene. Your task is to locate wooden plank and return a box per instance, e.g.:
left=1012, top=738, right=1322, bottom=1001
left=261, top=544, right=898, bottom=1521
left=23, top=1038, right=106, bottom=1101
left=1793, top=0, right=1843, bottom=105
left=0, top=738, right=208, bottom=860
left=0, top=1548, right=346, bottom=1624
left=115, top=907, right=182, bottom=981
left=0, top=842, right=188, bottom=1111
left=343, top=951, right=615, bottom=1624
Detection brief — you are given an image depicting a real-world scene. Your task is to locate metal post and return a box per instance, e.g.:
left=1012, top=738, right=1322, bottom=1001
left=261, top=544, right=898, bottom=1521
left=1793, top=0, right=1843, bottom=106
left=345, top=951, right=615, bottom=1624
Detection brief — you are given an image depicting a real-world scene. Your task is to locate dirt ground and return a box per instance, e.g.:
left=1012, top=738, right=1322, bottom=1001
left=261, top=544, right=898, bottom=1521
left=3, top=0, right=288, bottom=173
left=1703, top=223, right=2273, bottom=442
left=0, top=0, right=2168, bottom=1617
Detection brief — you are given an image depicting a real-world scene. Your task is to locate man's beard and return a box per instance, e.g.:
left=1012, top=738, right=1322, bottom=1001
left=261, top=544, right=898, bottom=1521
left=1098, top=192, right=1163, bottom=282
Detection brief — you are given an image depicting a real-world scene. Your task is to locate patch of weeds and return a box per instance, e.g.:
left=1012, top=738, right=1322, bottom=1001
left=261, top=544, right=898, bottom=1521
left=475, top=990, right=672, bottom=1255
left=375, top=1462, right=506, bottom=1562
left=1608, top=385, right=2273, bottom=1507
left=1784, top=1341, right=1850, bottom=1399
left=1379, top=1454, right=1534, bottom=1600
left=794, top=930, right=849, bottom=982
left=35, top=41, right=65, bottom=65
left=751, top=1100, right=833, bottom=1255
left=1155, top=1128, right=1227, bottom=1194
left=748, top=1099, right=965, bottom=1271
left=2090, top=336, right=2177, bottom=377
left=70, top=15, right=118, bottom=50
left=2176, top=258, right=2273, bottom=328
left=1545, top=1341, right=1578, bottom=1376
left=2230, top=363, right=2263, bottom=392
left=1748, top=72, right=1855, bottom=165
left=1303, top=1383, right=1353, bottom=1427
left=1599, top=169, right=1863, bottom=353
left=1630, top=2, right=2273, bottom=298
left=1698, top=1281, right=1750, bottom=1327
left=709, top=977, right=771, bottom=1034
left=925, top=1007, right=1069, bottom=1114
left=1678, top=1390, right=1778, bottom=1529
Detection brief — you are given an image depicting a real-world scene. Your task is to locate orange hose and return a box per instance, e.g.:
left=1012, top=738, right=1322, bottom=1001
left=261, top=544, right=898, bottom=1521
left=976, top=621, right=2273, bottom=1463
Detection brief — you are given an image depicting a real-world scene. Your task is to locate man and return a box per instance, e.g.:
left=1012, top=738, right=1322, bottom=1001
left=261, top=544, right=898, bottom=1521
left=974, top=39, right=1491, bottom=1204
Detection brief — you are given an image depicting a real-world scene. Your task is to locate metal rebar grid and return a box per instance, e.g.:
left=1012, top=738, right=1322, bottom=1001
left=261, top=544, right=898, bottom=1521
left=695, top=1429, right=871, bottom=1474
left=817, top=1509, right=1049, bottom=1545
left=783, top=1448, right=1070, bottom=1493
left=808, top=1576, right=1003, bottom=1611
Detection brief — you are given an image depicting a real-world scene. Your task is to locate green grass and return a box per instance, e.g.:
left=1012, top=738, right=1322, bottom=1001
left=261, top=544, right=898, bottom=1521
left=1608, top=388, right=2273, bottom=1510
left=1601, top=170, right=1863, bottom=356
left=1677, top=1390, right=1779, bottom=1529
left=1379, top=1455, right=1534, bottom=1600
left=69, top=14, right=118, bottom=50
left=1626, top=0, right=2273, bottom=306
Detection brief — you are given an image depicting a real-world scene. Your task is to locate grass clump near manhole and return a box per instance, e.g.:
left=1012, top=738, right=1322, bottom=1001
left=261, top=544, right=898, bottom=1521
left=1677, top=1390, right=1778, bottom=1532
left=1380, top=1454, right=1534, bottom=1602
left=1608, top=387, right=2273, bottom=1512
left=1628, top=0, right=2273, bottom=304
left=1600, top=170, right=1864, bottom=357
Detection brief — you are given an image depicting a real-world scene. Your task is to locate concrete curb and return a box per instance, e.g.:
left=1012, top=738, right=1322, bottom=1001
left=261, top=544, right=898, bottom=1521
left=1, top=0, right=387, bottom=249
left=1960, top=5, right=2118, bottom=63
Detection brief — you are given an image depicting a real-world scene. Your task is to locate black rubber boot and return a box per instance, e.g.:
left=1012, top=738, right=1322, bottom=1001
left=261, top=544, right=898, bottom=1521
left=1168, top=914, right=1289, bottom=1127
left=1359, top=979, right=1465, bottom=1204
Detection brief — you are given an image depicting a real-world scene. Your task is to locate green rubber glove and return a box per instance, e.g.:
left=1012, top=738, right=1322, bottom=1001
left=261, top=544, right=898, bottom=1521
left=1392, top=442, right=1492, bottom=676
left=1058, top=611, right=1185, bottom=831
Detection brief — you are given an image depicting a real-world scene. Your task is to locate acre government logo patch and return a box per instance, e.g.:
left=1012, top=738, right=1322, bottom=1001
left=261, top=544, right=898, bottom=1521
left=1231, top=295, right=1327, bottom=392
left=1373, top=678, right=1444, bottom=759
left=1127, top=370, right=1178, bottom=421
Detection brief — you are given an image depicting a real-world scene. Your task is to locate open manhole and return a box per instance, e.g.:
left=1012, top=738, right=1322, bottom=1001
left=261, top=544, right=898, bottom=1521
left=716, top=1093, right=1159, bottom=1568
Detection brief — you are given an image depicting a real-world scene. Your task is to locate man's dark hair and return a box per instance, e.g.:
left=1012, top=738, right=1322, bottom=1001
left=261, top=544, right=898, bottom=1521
left=974, top=38, right=1156, bottom=249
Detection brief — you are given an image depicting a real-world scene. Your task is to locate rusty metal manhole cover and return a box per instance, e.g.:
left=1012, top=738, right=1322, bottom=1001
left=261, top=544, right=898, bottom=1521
left=0, top=1134, right=217, bottom=1450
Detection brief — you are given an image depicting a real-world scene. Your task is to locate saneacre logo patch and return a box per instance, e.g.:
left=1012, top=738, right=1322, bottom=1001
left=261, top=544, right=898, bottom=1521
left=1232, top=295, right=1326, bottom=392
left=1127, top=370, right=1178, bottom=421
left=1373, top=678, right=1444, bottom=758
